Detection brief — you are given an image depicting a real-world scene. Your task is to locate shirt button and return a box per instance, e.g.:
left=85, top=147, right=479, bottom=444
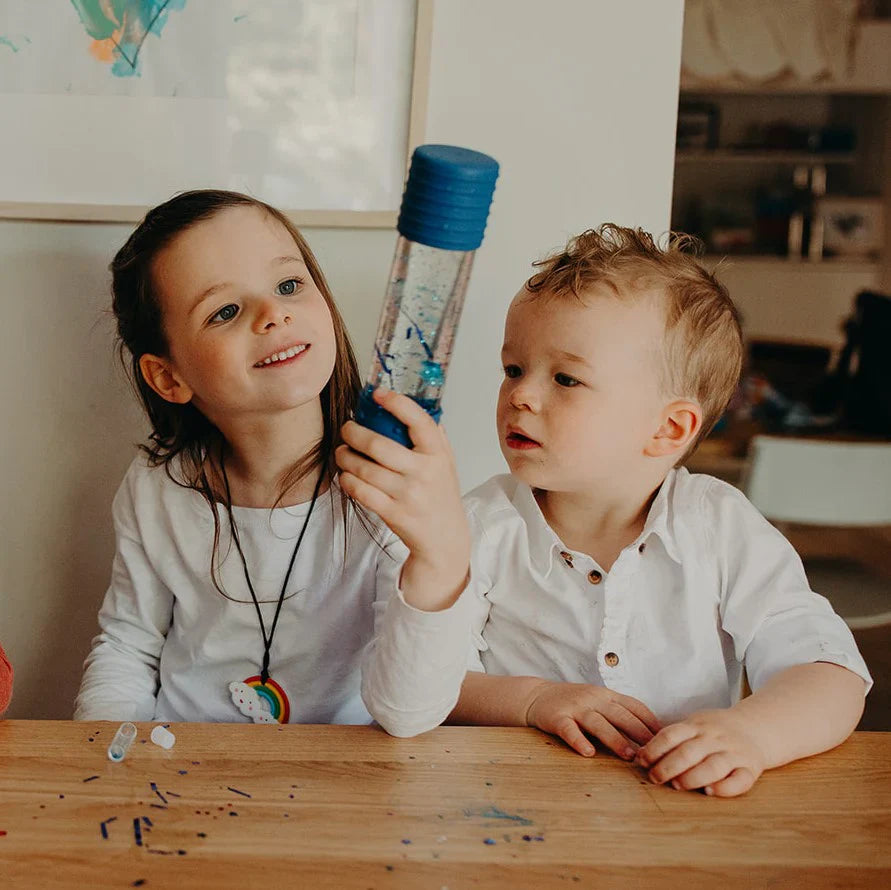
left=604, top=652, right=620, bottom=667
left=587, top=569, right=602, bottom=584
left=638, top=542, right=646, bottom=554
left=560, top=550, right=574, bottom=568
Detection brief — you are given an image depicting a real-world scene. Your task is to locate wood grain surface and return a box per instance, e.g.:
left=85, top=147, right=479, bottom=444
left=0, top=722, right=889, bottom=889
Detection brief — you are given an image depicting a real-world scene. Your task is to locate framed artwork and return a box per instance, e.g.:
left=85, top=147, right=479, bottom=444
left=0, top=0, right=431, bottom=226
left=816, top=196, right=885, bottom=259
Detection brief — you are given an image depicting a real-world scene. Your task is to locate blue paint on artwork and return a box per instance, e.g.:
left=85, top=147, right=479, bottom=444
left=70, top=0, right=188, bottom=78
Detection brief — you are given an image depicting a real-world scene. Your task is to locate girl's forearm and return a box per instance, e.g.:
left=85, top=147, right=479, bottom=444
left=732, top=662, right=866, bottom=769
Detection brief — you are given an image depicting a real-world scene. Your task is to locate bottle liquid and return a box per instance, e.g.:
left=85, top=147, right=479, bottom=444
left=355, top=144, right=499, bottom=446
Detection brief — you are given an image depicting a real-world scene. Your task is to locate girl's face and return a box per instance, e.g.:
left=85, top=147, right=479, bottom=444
left=144, top=206, right=337, bottom=427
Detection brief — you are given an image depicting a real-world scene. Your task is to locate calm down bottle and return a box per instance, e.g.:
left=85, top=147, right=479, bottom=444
left=355, top=144, right=499, bottom=446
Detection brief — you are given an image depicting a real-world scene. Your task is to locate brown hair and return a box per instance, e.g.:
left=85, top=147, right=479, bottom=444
left=526, top=224, right=743, bottom=453
left=111, top=189, right=364, bottom=588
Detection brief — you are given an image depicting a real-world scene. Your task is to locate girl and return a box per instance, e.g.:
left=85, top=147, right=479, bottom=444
left=75, top=190, right=471, bottom=734
left=0, top=642, right=12, bottom=715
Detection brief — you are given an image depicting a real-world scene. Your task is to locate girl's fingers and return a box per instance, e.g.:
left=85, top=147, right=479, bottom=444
left=341, top=420, right=414, bottom=473
left=551, top=716, right=597, bottom=757
left=706, top=767, right=756, bottom=798
left=577, top=712, right=636, bottom=760
left=335, top=444, right=403, bottom=497
left=337, top=471, right=396, bottom=520
left=635, top=722, right=698, bottom=769
left=371, top=388, right=443, bottom=454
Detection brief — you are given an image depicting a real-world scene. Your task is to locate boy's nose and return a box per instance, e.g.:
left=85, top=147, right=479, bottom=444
left=509, top=382, right=540, bottom=412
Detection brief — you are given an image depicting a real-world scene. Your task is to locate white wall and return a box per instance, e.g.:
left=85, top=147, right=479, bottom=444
left=0, top=0, right=684, bottom=719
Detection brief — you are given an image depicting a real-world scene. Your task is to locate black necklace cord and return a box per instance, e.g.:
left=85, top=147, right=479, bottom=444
left=221, top=456, right=326, bottom=684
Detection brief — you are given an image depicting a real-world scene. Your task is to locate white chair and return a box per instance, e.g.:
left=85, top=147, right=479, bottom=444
left=745, top=435, right=891, bottom=629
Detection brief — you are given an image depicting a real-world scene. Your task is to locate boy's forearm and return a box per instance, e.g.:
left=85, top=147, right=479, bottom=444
left=732, top=662, right=866, bottom=769
left=447, top=670, right=549, bottom=726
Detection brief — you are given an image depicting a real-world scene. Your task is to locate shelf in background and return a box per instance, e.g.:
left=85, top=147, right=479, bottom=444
left=680, top=81, right=891, bottom=96
left=676, top=150, right=855, bottom=165
left=701, top=255, right=881, bottom=273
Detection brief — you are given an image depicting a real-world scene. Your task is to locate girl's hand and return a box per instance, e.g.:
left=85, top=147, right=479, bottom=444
left=525, top=681, right=662, bottom=759
left=634, top=709, right=767, bottom=797
left=336, top=388, right=470, bottom=611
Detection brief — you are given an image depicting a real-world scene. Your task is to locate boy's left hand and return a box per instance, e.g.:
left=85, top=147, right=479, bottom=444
left=634, top=708, right=767, bottom=798
left=336, top=388, right=470, bottom=611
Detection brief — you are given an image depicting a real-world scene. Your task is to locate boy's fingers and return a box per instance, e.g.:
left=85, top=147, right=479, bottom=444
left=671, top=752, right=733, bottom=791
left=635, top=722, right=697, bottom=768
left=707, top=767, right=756, bottom=798
left=552, top=716, right=596, bottom=757
left=617, top=695, right=662, bottom=734
left=647, top=737, right=711, bottom=785
left=578, top=712, right=636, bottom=760
left=602, top=704, right=655, bottom=746
left=372, top=388, right=442, bottom=454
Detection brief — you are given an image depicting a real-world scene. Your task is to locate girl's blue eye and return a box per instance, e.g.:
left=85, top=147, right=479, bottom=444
left=504, top=365, right=521, bottom=379
left=555, top=373, right=579, bottom=387
left=211, top=304, right=239, bottom=323
left=276, top=278, right=301, bottom=296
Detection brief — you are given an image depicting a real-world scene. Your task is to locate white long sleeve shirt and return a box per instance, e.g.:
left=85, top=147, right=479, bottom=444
left=463, top=469, right=871, bottom=725
left=74, top=456, right=471, bottom=735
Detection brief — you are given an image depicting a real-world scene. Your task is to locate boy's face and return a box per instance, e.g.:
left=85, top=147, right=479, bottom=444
left=497, top=285, right=669, bottom=493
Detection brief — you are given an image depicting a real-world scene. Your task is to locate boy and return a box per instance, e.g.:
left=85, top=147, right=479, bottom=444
left=450, top=225, right=871, bottom=797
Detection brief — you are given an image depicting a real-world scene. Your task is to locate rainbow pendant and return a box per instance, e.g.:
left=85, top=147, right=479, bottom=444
left=228, top=675, right=291, bottom=724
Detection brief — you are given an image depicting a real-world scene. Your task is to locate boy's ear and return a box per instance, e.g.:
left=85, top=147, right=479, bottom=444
left=646, top=399, right=703, bottom=459
left=138, top=354, right=193, bottom=405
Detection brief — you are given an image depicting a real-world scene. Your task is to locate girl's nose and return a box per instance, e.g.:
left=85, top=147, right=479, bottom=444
left=254, top=298, right=292, bottom=332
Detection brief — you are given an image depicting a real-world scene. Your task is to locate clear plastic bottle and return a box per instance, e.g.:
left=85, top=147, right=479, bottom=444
left=355, top=144, right=499, bottom=446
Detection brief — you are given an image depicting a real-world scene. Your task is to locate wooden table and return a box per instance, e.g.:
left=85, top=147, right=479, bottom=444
left=1, top=722, right=889, bottom=889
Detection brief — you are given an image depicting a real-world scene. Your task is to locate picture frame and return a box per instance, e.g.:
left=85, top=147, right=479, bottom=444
left=676, top=101, right=719, bottom=151
left=0, top=0, right=432, bottom=227
left=815, top=196, right=885, bottom=258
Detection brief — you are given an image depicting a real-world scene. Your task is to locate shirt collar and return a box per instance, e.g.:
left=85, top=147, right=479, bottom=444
left=509, top=468, right=684, bottom=573
left=509, top=482, right=568, bottom=575
left=636, top=468, right=684, bottom=565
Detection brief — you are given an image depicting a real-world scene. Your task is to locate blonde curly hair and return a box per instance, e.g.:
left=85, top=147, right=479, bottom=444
left=526, top=224, right=743, bottom=452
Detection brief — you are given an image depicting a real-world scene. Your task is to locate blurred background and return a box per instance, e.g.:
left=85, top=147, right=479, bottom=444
left=676, top=0, right=891, bottom=730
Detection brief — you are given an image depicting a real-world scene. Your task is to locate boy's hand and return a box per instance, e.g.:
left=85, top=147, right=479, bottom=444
left=525, top=681, right=662, bottom=760
left=336, top=388, right=470, bottom=611
left=634, top=708, right=767, bottom=797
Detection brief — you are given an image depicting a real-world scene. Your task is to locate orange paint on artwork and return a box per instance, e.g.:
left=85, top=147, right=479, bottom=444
left=89, top=32, right=122, bottom=64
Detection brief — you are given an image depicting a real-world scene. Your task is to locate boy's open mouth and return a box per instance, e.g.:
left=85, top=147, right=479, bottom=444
left=254, top=343, right=309, bottom=368
left=506, top=430, right=541, bottom=450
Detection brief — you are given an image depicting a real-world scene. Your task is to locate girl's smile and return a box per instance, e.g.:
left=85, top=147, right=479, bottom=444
left=253, top=342, right=310, bottom=368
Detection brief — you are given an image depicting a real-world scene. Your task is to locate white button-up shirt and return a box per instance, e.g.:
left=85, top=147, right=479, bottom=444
left=463, top=469, right=871, bottom=724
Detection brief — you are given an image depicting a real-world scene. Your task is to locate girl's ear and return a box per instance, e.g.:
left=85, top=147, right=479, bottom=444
left=138, top=354, right=193, bottom=405
left=645, top=399, right=702, bottom=459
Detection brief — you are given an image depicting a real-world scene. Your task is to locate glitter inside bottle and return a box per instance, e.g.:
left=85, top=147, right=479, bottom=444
left=356, top=144, right=499, bottom=446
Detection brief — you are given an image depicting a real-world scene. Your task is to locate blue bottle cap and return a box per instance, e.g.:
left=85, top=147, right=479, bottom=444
left=397, top=145, right=499, bottom=251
